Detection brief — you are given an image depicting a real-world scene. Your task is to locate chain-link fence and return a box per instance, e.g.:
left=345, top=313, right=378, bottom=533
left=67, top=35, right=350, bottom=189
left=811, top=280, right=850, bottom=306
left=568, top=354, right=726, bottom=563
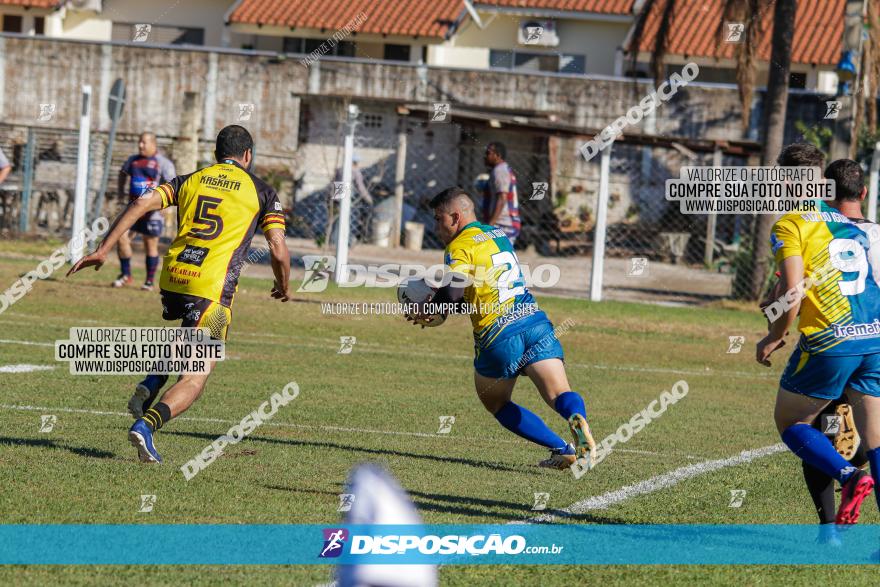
left=287, top=100, right=760, bottom=300
left=0, top=108, right=827, bottom=302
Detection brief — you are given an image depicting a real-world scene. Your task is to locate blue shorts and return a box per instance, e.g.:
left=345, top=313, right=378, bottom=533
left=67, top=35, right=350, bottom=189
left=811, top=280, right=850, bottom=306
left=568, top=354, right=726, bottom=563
left=132, top=217, right=163, bottom=237
left=780, top=347, right=880, bottom=400
left=474, top=319, right=563, bottom=379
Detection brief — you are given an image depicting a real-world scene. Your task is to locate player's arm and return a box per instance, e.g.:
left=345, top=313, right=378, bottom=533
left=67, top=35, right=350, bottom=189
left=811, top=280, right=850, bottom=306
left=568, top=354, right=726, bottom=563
left=266, top=228, right=290, bottom=302
left=67, top=189, right=163, bottom=275
left=756, top=219, right=803, bottom=366
left=0, top=163, right=10, bottom=185
left=488, top=194, right=507, bottom=226
left=488, top=168, right=511, bottom=226
left=258, top=188, right=289, bottom=302
left=430, top=278, right=468, bottom=313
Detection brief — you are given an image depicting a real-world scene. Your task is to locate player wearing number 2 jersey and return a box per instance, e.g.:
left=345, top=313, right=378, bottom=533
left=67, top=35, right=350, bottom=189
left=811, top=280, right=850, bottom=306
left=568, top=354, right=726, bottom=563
left=759, top=159, right=880, bottom=527
left=422, top=187, right=597, bottom=471
left=68, top=125, right=291, bottom=464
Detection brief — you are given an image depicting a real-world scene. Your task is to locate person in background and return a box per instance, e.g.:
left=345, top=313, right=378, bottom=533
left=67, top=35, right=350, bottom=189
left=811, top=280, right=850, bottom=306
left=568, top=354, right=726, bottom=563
left=0, top=146, right=11, bottom=186
left=114, top=132, right=176, bottom=291
left=482, top=142, right=520, bottom=245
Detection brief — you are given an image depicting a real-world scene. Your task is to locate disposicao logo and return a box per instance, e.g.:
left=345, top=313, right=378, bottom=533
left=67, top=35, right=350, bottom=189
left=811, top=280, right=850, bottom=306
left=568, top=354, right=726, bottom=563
left=319, top=528, right=348, bottom=558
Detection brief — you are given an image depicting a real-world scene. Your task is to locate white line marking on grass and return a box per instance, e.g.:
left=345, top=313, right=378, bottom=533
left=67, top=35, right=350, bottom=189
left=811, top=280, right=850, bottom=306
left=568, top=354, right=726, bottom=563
left=0, top=339, right=54, bottom=347
left=0, top=403, right=700, bottom=459
left=518, top=443, right=787, bottom=524
left=0, top=319, right=773, bottom=380
left=0, top=364, right=55, bottom=373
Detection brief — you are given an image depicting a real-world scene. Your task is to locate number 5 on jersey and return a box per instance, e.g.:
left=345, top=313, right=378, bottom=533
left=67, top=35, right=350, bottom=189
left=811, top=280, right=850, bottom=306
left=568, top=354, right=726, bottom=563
left=189, top=195, right=224, bottom=240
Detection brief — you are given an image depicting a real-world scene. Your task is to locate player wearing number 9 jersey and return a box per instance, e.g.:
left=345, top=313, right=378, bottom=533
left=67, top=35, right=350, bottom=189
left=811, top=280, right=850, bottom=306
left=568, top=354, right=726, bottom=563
left=759, top=159, right=880, bottom=526
left=424, top=187, right=597, bottom=471
left=68, top=125, right=291, bottom=464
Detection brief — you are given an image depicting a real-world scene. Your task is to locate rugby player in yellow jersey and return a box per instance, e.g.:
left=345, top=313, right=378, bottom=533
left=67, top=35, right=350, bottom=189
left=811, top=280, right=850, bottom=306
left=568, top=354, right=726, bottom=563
left=415, top=187, right=596, bottom=470
left=67, top=125, right=291, bottom=463
left=758, top=159, right=879, bottom=524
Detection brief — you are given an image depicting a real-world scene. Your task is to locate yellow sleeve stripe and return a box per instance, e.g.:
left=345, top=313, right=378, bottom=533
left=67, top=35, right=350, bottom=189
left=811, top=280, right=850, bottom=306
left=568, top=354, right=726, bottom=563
left=157, top=184, right=176, bottom=208
left=262, top=222, right=285, bottom=233
left=261, top=214, right=285, bottom=227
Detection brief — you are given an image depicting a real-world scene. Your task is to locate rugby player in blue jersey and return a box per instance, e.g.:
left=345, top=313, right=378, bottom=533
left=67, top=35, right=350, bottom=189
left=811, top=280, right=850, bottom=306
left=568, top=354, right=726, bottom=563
left=410, top=187, right=596, bottom=470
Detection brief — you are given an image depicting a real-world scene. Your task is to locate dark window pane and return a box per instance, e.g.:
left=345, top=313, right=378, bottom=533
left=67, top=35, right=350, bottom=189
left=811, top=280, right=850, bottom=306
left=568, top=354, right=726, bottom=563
left=304, top=38, right=324, bottom=54
left=489, top=50, right=513, bottom=69
left=513, top=52, right=557, bottom=72
left=559, top=54, right=585, bottom=74
left=34, top=16, right=44, bottom=36
left=383, top=44, right=410, bottom=61
left=2, top=15, right=22, bottom=33
left=789, top=72, right=807, bottom=89
left=171, top=28, right=204, bottom=45
left=337, top=40, right=356, bottom=57
left=283, top=37, right=304, bottom=54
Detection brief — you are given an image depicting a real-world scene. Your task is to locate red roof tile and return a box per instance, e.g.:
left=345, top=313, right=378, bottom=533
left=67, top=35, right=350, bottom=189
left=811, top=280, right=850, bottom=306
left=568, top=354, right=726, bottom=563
left=0, top=0, right=59, bottom=7
left=228, top=0, right=465, bottom=38
left=631, top=0, right=843, bottom=66
left=228, top=0, right=636, bottom=38
left=474, top=0, right=634, bottom=14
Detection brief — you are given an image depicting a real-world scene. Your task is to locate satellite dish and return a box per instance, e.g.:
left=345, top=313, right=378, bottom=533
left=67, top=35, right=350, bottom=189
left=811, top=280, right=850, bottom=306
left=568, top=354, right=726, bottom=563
left=108, top=78, right=126, bottom=120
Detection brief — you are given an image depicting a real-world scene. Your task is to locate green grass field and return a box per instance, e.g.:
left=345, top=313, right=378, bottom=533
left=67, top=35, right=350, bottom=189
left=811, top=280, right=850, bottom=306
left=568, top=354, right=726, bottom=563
left=0, top=238, right=877, bottom=585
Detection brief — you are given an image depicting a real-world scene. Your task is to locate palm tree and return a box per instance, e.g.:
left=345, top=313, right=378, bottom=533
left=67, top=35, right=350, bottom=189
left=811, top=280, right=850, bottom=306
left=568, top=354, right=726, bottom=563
left=627, top=0, right=798, bottom=299
left=629, top=0, right=767, bottom=132
left=750, top=0, right=797, bottom=299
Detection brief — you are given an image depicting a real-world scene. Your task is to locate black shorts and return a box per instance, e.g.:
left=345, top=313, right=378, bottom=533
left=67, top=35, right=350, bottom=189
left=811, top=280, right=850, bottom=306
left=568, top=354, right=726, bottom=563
left=160, top=291, right=231, bottom=341
left=132, top=217, right=164, bottom=237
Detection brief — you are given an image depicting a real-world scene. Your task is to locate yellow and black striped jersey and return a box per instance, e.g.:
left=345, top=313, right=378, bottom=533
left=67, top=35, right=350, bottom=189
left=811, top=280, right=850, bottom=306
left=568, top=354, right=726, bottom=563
left=155, top=160, right=285, bottom=307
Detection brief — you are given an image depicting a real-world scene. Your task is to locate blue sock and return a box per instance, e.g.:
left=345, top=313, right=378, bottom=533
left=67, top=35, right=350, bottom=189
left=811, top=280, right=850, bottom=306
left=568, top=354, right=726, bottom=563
left=494, top=401, right=567, bottom=450
left=781, top=423, right=857, bottom=484
left=120, top=257, right=131, bottom=277
left=554, top=391, right=587, bottom=420
left=868, top=448, right=880, bottom=511
left=145, top=256, right=159, bottom=283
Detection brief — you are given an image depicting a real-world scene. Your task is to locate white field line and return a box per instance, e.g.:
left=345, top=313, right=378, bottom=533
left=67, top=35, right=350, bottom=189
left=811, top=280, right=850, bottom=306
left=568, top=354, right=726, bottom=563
left=0, top=364, right=55, bottom=373
left=0, top=311, right=774, bottom=380
left=0, top=339, right=54, bottom=347
left=0, top=402, right=697, bottom=459
left=517, top=443, right=787, bottom=524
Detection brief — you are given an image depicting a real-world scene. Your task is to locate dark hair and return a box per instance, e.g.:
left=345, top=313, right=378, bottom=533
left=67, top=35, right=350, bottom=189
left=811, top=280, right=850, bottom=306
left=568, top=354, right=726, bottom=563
left=215, top=125, right=254, bottom=161
left=430, top=186, right=474, bottom=210
left=777, top=142, right=825, bottom=168
left=824, top=159, right=865, bottom=201
left=487, top=141, right=506, bottom=160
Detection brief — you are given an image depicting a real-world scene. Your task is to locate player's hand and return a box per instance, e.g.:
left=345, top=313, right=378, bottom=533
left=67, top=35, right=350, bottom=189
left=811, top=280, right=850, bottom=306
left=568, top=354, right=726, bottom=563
left=755, top=334, right=786, bottom=367
left=66, top=250, right=106, bottom=277
left=405, top=300, right=430, bottom=329
left=271, top=280, right=290, bottom=302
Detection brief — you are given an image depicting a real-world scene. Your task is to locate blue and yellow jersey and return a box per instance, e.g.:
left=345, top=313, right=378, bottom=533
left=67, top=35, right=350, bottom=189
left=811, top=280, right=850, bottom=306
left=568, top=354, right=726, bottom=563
left=771, top=200, right=880, bottom=355
left=444, top=221, right=547, bottom=347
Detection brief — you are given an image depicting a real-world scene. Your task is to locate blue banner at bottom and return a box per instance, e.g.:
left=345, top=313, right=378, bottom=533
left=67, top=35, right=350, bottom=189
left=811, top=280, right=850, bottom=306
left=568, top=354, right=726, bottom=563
left=1, top=525, right=878, bottom=565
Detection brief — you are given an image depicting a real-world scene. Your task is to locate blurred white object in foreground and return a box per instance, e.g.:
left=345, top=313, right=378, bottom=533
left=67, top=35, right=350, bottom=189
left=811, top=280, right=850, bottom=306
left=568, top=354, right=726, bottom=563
left=336, top=464, right=437, bottom=587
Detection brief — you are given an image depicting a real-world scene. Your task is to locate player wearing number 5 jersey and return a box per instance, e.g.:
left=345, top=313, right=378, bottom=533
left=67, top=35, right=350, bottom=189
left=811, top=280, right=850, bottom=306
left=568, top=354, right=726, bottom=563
left=68, top=125, right=291, bottom=464
left=759, top=159, right=880, bottom=525
left=423, top=187, right=596, bottom=471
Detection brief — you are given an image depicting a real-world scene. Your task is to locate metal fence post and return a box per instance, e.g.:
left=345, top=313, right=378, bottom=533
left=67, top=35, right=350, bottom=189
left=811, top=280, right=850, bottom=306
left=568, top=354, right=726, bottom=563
left=704, top=147, right=722, bottom=266
left=72, top=85, right=92, bottom=263
left=19, top=128, right=35, bottom=233
left=334, top=104, right=358, bottom=284
left=392, top=116, right=407, bottom=247
left=589, top=145, right=611, bottom=302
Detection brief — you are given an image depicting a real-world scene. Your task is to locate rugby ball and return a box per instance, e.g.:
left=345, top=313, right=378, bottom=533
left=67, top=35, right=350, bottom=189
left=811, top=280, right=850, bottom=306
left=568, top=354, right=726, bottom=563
left=397, top=277, right=447, bottom=327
